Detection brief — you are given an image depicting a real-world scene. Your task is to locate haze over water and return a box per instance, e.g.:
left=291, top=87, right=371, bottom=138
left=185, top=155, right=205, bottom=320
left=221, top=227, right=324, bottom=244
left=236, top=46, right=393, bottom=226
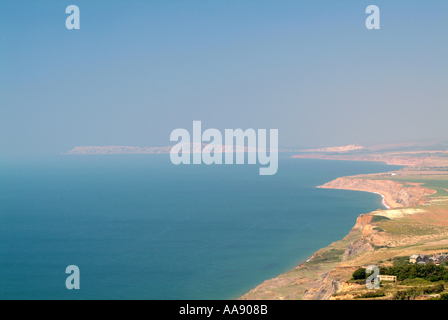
left=0, top=155, right=402, bottom=299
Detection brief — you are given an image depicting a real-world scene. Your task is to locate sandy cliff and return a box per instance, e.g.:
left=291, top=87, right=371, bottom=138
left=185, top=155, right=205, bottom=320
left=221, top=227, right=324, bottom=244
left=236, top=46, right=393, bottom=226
left=319, top=178, right=435, bottom=208
left=300, top=213, right=378, bottom=300
left=291, top=154, right=444, bottom=166
left=240, top=175, right=444, bottom=300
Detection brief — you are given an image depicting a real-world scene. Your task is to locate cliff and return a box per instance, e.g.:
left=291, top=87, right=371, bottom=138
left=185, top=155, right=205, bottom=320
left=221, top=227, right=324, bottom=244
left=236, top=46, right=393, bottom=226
left=291, top=154, right=439, bottom=166
left=240, top=172, right=447, bottom=300
left=319, top=177, right=435, bottom=208
left=299, top=213, right=378, bottom=300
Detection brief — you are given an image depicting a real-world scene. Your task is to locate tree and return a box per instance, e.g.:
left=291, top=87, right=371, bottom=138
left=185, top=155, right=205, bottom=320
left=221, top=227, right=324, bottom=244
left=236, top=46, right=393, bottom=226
left=352, top=268, right=367, bottom=280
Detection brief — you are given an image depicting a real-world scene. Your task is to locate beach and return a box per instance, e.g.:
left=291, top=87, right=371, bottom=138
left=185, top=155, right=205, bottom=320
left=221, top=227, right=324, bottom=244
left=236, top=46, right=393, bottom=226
left=317, top=186, right=391, bottom=209
left=372, top=192, right=390, bottom=209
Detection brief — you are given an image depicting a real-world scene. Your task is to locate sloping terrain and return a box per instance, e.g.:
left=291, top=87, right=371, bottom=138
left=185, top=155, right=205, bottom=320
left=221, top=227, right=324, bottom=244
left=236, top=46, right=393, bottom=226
left=240, top=171, right=448, bottom=300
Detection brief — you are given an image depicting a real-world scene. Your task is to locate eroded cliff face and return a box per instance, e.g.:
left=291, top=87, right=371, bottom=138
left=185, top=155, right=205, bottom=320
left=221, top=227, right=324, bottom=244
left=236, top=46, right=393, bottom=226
left=300, top=216, right=376, bottom=300
left=302, top=272, right=342, bottom=300
left=320, top=178, right=435, bottom=208
left=351, top=214, right=374, bottom=231
left=342, top=239, right=374, bottom=262
left=240, top=174, right=445, bottom=300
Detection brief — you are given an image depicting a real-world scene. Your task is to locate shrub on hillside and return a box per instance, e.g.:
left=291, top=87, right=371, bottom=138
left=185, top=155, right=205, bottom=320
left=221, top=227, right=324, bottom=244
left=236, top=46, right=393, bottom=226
left=352, top=268, right=367, bottom=280
left=439, top=293, right=448, bottom=300
left=355, top=290, right=385, bottom=299
left=392, top=284, right=444, bottom=300
left=425, top=283, right=444, bottom=294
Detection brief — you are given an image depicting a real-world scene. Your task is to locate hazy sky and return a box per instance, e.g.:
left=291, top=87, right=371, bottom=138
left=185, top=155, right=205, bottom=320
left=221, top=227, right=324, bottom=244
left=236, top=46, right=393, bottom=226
left=1, top=0, right=447, bottom=155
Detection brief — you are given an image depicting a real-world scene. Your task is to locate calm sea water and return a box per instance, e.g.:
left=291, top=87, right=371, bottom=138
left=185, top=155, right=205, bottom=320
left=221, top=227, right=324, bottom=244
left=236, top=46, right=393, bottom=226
left=0, top=155, right=402, bottom=299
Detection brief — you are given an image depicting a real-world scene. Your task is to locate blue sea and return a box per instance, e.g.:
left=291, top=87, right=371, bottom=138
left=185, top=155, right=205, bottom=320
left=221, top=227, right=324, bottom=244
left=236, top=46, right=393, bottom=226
left=0, top=155, right=402, bottom=299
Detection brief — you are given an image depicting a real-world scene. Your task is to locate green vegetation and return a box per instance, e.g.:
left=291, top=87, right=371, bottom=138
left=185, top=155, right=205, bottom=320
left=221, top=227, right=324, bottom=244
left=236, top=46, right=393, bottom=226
left=380, top=264, right=448, bottom=282
left=376, top=220, right=447, bottom=236
left=348, top=265, right=448, bottom=300
left=428, top=293, right=448, bottom=300
left=346, top=279, right=366, bottom=285
left=392, top=284, right=444, bottom=300
left=371, top=215, right=390, bottom=222
left=351, top=264, right=448, bottom=283
left=390, top=178, right=448, bottom=198
left=352, top=268, right=367, bottom=280
left=331, top=292, right=349, bottom=297
left=391, top=256, right=409, bottom=267
left=332, top=290, right=386, bottom=299
left=354, top=290, right=385, bottom=299
left=305, top=249, right=345, bottom=266
left=400, top=277, right=432, bottom=286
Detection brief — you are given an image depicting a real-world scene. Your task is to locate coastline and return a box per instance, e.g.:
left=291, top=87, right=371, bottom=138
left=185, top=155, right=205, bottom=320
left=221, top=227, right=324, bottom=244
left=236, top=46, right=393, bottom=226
left=372, top=192, right=390, bottom=209
left=239, top=158, right=445, bottom=300
left=240, top=173, right=398, bottom=300
left=317, top=185, right=391, bottom=209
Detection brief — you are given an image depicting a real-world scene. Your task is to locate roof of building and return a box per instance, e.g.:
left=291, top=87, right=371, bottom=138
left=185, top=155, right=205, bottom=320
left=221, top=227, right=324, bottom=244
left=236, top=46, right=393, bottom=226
left=410, top=254, right=428, bottom=259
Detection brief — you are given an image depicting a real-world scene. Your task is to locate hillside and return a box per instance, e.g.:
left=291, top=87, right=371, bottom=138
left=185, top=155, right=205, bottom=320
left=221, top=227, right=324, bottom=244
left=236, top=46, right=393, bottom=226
left=240, top=164, right=448, bottom=300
